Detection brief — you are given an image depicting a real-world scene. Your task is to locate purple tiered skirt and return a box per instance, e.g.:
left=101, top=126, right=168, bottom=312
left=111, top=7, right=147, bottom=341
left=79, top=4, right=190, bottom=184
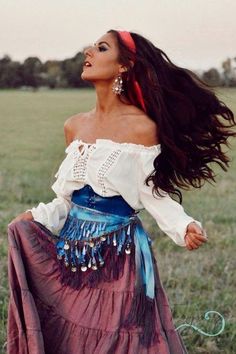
left=7, top=186, right=188, bottom=354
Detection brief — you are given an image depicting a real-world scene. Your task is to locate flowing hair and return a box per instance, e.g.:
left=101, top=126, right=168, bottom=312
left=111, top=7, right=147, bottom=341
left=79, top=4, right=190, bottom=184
left=108, top=29, right=236, bottom=203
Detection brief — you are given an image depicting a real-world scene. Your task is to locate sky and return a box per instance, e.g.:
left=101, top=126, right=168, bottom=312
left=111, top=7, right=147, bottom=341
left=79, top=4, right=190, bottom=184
left=0, top=0, right=235, bottom=72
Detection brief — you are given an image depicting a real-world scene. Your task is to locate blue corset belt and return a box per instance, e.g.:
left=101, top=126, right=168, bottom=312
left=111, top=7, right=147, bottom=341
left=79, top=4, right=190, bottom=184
left=55, top=184, right=156, bottom=346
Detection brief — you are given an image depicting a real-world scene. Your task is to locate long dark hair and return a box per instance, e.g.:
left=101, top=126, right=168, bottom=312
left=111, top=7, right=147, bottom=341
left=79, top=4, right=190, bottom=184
left=108, top=29, right=236, bottom=203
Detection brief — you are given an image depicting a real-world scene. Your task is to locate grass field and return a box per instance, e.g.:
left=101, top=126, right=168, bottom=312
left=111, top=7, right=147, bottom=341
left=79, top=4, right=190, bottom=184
left=0, top=88, right=235, bottom=353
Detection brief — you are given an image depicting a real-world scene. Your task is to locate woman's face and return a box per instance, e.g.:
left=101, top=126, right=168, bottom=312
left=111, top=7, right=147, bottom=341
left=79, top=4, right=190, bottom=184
left=81, top=32, right=126, bottom=82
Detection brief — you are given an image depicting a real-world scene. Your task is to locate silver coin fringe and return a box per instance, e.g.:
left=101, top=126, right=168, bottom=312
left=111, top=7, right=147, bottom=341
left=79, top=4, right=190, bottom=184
left=56, top=214, right=136, bottom=273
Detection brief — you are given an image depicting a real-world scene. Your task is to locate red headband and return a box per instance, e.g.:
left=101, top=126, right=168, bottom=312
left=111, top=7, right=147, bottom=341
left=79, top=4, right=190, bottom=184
left=117, top=31, right=146, bottom=113
left=117, top=30, right=136, bottom=54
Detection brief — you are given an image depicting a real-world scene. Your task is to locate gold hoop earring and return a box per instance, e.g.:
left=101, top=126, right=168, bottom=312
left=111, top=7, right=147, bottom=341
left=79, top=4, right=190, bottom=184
left=112, top=75, right=123, bottom=95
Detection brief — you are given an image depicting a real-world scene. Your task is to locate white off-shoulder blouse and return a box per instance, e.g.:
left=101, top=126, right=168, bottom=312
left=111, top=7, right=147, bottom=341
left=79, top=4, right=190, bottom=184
left=29, top=138, right=202, bottom=246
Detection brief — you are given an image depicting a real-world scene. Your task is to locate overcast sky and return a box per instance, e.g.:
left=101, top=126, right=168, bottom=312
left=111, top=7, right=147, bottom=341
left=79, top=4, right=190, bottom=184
left=0, top=0, right=235, bottom=71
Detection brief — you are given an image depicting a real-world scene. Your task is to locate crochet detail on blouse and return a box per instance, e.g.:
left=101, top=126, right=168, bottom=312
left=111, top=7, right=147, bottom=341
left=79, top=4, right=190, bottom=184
left=72, top=143, right=96, bottom=181
left=97, top=149, right=122, bottom=196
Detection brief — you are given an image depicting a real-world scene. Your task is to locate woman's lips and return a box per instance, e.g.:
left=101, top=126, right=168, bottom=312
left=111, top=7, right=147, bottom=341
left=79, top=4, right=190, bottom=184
left=83, top=61, right=92, bottom=67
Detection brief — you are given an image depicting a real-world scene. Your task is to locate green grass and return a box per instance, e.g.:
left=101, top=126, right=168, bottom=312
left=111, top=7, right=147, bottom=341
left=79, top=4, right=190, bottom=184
left=0, top=87, right=236, bottom=353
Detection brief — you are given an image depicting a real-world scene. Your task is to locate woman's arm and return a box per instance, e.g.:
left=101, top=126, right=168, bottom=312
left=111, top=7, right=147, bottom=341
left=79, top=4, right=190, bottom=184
left=27, top=194, right=71, bottom=235
left=138, top=152, right=207, bottom=248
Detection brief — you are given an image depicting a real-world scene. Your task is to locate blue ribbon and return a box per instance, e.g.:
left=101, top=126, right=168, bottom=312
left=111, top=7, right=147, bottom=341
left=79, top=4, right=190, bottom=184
left=134, top=219, right=155, bottom=299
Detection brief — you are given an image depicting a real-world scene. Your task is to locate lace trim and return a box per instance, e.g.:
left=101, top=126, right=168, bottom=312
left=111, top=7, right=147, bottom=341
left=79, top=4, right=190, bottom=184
left=67, top=138, right=161, bottom=153
left=97, top=149, right=122, bottom=196
left=72, top=143, right=96, bottom=181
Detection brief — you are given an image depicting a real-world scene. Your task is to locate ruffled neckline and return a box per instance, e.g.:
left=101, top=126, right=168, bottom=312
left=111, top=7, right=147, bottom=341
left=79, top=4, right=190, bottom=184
left=68, top=138, right=161, bottom=153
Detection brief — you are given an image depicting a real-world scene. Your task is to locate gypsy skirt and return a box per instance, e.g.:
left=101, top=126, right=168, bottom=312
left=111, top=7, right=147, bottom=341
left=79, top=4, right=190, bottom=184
left=7, top=185, right=188, bottom=354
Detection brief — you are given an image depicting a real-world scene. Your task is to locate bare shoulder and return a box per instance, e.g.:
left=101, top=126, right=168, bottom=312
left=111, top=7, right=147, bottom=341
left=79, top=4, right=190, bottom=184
left=64, top=112, right=86, bottom=132
left=126, top=111, right=159, bottom=146
left=63, top=112, right=89, bottom=146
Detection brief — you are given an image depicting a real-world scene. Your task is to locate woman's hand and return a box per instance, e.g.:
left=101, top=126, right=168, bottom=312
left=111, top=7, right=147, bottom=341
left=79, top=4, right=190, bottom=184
left=8, top=211, right=34, bottom=227
left=184, top=221, right=207, bottom=250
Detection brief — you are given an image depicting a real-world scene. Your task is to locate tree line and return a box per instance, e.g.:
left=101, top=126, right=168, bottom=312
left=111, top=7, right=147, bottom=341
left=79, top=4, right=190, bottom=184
left=0, top=51, right=235, bottom=89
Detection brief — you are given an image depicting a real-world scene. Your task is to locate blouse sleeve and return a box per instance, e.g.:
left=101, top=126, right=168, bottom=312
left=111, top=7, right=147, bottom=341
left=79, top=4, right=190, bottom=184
left=138, top=151, right=202, bottom=247
left=28, top=153, right=72, bottom=235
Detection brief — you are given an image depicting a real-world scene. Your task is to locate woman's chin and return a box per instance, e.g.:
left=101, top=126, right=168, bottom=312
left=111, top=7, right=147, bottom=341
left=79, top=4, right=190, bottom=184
left=81, top=73, right=92, bottom=81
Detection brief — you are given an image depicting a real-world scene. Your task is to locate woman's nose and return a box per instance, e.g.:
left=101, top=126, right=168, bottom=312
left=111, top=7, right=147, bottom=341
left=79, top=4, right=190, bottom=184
left=83, top=45, right=94, bottom=57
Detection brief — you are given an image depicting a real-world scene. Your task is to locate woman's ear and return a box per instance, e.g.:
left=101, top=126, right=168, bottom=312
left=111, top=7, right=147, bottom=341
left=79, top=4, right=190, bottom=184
left=119, top=60, right=134, bottom=73
left=119, top=65, right=128, bottom=73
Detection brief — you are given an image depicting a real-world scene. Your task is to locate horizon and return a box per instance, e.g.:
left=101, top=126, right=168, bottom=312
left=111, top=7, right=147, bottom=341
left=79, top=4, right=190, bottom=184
left=0, top=0, right=235, bottom=72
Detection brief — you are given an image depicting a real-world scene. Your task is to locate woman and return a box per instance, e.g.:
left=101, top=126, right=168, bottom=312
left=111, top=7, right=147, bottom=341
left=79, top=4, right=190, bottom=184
left=7, top=30, right=235, bottom=354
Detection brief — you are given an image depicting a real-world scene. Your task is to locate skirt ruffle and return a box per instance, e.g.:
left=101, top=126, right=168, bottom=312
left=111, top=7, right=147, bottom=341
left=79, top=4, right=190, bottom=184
left=7, top=220, right=188, bottom=354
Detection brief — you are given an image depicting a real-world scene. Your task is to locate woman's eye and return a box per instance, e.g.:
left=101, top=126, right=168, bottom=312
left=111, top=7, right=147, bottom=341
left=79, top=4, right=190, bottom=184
left=98, top=46, right=107, bottom=52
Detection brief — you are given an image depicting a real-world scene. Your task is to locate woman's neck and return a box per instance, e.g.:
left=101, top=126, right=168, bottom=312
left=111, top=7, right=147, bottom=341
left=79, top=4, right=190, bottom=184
left=94, top=82, right=129, bottom=121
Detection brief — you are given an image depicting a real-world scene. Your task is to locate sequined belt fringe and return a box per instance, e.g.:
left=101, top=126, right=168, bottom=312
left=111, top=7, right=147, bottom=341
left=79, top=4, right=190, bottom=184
left=56, top=203, right=138, bottom=272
